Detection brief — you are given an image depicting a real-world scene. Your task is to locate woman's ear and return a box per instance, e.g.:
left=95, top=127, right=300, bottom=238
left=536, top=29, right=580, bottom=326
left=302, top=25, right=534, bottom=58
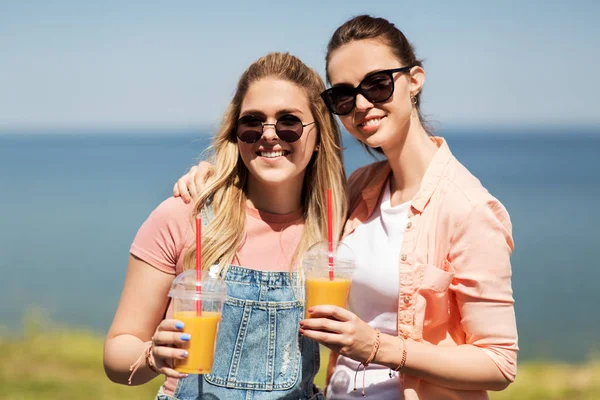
left=409, top=66, right=425, bottom=96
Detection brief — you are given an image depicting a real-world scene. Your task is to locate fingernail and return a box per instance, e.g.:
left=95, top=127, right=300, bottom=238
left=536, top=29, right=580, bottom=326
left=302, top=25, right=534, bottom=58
left=299, top=321, right=304, bottom=327
left=181, top=333, right=191, bottom=341
left=180, top=351, right=189, bottom=358
left=181, top=373, right=189, bottom=378
left=175, top=321, right=184, bottom=329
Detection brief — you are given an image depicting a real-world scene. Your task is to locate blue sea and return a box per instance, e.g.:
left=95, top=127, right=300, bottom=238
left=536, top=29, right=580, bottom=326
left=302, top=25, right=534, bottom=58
left=0, top=130, right=598, bottom=363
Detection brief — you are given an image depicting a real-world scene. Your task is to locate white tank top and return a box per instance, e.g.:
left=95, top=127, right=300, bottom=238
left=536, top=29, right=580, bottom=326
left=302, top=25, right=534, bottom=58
left=327, top=180, right=409, bottom=399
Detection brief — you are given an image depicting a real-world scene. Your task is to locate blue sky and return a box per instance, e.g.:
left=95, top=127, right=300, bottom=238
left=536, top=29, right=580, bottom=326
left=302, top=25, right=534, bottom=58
left=1, top=0, right=598, bottom=133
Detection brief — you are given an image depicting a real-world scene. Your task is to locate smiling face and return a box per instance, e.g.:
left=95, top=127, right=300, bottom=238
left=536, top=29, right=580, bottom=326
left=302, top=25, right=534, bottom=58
left=237, top=77, right=318, bottom=194
left=327, top=39, right=423, bottom=153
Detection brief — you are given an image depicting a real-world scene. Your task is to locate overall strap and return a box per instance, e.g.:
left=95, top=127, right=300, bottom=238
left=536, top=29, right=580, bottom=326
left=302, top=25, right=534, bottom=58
left=199, top=201, right=214, bottom=226
left=199, top=201, right=224, bottom=279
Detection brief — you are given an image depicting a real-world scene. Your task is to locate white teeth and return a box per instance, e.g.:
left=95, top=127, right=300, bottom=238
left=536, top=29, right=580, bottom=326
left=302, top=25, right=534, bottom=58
left=363, top=118, right=382, bottom=127
left=260, top=150, right=286, bottom=158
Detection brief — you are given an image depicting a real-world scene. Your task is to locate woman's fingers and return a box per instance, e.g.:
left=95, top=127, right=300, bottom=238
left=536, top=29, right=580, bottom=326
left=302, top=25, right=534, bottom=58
left=153, top=344, right=189, bottom=362
left=305, top=305, right=353, bottom=322
left=157, top=319, right=185, bottom=332
left=153, top=331, right=191, bottom=346
left=152, top=319, right=189, bottom=346
left=151, top=319, right=191, bottom=376
left=158, top=365, right=189, bottom=379
left=186, top=166, right=199, bottom=200
left=300, top=317, right=345, bottom=334
left=173, top=178, right=190, bottom=203
left=172, top=162, right=214, bottom=204
left=299, top=327, right=338, bottom=345
left=195, top=161, right=214, bottom=192
left=174, top=166, right=197, bottom=203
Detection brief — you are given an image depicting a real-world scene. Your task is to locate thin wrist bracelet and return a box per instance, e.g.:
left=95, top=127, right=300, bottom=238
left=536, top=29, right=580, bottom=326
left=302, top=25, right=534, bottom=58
left=394, top=336, right=408, bottom=371
left=364, top=328, right=381, bottom=365
left=354, top=328, right=381, bottom=396
left=128, top=341, right=160, bottom=385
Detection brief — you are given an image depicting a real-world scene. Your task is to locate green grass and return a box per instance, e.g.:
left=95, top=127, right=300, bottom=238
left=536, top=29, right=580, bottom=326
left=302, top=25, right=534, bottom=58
left=2, top=325, right=599, bottom=399
left=1, top=328, right=162, bottom=400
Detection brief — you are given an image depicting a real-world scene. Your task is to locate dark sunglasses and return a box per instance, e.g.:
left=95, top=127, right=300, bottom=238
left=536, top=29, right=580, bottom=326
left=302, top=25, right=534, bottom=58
left=320, top=66, right=416, bottom=115
left=236, top=114, right=316, bottom=144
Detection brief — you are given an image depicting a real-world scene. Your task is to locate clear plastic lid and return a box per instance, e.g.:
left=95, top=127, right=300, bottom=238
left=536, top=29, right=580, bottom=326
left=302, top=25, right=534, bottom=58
left=168, top=269, right=227, bottom=301
left=302, top=241, right=356, bottom=271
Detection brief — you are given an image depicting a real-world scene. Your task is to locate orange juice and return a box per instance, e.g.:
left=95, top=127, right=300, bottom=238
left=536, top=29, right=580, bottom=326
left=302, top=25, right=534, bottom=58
left=173, top=311, right=221, bottom=374
left=305, top=277, right=352, bottom=318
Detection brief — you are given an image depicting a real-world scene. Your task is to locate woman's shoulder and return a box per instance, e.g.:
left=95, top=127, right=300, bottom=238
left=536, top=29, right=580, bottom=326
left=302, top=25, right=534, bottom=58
left=441, top=156, right=512, bottom=228
left=347, top=160, right=389, bottom=191
left=149, top=197, right=196, bottom=223
left=139, top=197, right=198, bottom=241
left=130, top=197, right=196, bottom=274
left=346, top=161, right=389, bottom=209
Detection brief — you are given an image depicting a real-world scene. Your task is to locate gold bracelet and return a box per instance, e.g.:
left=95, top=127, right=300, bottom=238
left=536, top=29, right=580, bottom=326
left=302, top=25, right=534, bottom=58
left=394, top=336, right=407, bottom=371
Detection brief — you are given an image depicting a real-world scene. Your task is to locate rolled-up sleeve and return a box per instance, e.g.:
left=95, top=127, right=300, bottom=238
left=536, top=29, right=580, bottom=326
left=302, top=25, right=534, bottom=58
left=448, top=197, right=518, bottom=382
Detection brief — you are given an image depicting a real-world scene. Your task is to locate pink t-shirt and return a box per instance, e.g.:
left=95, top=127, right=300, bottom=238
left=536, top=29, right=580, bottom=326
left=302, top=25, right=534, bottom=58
left=130, top=197, right=305, bottom=274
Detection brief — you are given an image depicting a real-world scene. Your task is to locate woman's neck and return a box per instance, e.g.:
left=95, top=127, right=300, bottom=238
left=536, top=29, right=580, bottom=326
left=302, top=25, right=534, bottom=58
left=246, top=177, right=303, bottom=215
left=382, top=115, right=438, bottom=206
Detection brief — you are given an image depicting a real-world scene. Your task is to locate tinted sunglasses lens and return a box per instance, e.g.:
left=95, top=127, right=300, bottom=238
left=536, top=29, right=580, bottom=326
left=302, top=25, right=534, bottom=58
left=275, top=115, right=303, bottom=142
left=326, top=88, right=355, bottom=115
left=361, top=73, right=394, bottom=103
left=236, top=116, right=262, bottom=143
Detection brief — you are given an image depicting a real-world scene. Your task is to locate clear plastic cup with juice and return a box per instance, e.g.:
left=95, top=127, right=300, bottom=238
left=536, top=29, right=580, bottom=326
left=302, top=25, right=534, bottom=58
left=168, top=270, right=227, bottom=374
left=303, top=241, right=356, bottom=318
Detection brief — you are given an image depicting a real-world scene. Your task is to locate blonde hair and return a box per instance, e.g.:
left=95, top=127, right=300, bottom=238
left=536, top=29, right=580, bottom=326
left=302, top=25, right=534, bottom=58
left=183, top=52, right=348, bottom=275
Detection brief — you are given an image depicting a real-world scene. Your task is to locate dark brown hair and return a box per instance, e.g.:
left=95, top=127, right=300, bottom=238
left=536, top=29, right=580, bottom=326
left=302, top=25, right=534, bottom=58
left=326, top=15, right=430, bottom=153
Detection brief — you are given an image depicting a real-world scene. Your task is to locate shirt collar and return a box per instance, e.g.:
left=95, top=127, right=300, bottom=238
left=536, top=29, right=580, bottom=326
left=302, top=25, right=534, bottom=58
left=358, top=136, right=452, bottom=216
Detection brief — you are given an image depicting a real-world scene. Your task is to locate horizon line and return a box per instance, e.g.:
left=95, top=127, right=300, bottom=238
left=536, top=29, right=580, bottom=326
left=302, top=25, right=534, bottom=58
left=0, top=124, right=598, bottom=137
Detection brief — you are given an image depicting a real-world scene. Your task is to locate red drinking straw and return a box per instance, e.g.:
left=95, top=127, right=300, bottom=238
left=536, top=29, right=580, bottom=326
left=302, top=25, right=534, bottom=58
left=195, top=214, right=202, bottom=316
left=327, top=189, right=334, bottom=281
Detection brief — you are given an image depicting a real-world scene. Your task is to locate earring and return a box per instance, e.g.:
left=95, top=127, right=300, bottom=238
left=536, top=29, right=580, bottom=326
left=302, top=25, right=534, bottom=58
left=410, top=94, right=418, bottom=106
left=314, top=145, right=320, bottom=151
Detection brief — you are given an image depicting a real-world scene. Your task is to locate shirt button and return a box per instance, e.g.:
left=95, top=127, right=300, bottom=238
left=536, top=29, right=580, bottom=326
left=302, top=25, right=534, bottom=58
left=401, top=254, right=408, bottom=262
left=406, top=221, right=412, bottom=229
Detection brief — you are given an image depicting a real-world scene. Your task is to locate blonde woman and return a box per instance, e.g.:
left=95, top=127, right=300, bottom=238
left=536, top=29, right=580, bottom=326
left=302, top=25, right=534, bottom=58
left=103, top=52, right=347, bottom=400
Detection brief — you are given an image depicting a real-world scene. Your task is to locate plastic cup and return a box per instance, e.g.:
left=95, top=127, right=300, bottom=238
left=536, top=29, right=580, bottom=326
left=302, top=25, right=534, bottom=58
left=168, top=270, right=227, bottom=374
left=303, top=241, right=356, bottom=318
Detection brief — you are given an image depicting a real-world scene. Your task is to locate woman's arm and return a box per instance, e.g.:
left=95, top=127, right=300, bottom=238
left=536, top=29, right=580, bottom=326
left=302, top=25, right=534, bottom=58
left=103, top=255, right=188, bottom=385
left=301, top=306, right=510, bottom=391
left=377, top=334, right=511, bottom=391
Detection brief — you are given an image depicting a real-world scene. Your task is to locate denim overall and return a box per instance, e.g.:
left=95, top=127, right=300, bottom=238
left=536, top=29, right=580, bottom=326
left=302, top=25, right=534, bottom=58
left=156, top=210, right=323, bottom=399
